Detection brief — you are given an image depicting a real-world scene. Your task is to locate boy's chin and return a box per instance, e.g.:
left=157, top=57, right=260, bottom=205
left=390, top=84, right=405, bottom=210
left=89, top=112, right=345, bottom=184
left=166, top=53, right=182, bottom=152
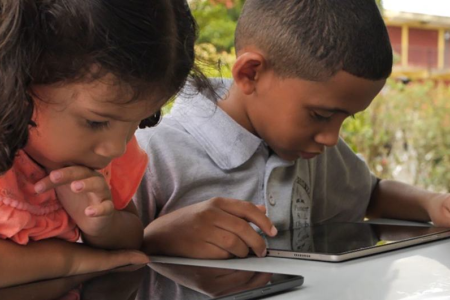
left=276, top=151, right=320, bottom=161
left=274, top=151, right=299, bottom=162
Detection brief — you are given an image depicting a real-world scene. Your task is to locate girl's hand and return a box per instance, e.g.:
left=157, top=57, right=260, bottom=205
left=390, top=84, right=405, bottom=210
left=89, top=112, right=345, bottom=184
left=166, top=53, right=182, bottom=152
left=34, top=166, right=116, bottom=237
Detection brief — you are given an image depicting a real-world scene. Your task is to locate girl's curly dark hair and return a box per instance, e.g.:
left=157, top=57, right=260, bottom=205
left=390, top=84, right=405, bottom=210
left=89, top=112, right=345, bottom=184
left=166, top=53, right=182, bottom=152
left=0, top=0, right=211, bottom=174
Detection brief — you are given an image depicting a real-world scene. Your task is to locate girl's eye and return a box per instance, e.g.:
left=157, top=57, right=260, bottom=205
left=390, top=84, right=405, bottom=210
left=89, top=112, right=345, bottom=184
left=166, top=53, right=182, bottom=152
left=312, top=112, right=333, bottom=121
left=86, top=120, right=110, bottom=130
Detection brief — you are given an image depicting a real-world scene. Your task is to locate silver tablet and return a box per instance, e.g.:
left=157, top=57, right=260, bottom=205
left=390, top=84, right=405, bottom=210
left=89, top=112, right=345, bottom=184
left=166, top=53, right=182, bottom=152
left=266, top=222, right=450, bottom=262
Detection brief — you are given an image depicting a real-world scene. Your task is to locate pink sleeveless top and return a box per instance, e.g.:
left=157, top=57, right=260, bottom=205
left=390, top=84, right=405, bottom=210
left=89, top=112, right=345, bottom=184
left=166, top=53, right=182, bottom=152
left=0, top=137, right=148, bottom=245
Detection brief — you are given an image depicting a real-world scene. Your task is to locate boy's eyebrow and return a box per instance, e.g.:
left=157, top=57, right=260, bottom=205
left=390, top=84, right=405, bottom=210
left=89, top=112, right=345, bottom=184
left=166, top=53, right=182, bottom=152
left=311, top=106, right=351, bottom=116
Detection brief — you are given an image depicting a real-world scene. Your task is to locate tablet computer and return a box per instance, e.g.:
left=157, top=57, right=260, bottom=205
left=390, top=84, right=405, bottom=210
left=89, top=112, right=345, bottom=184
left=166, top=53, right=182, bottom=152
left=265, top=222, right=450, bottom=262
left=0, top=262, right=304, bottom=300
left=147, top=263, right=304, bottom=300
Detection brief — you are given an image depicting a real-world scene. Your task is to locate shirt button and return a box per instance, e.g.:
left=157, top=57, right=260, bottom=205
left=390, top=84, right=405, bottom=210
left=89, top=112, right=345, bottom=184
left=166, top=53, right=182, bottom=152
left=268, top=194, right=276, bottom=206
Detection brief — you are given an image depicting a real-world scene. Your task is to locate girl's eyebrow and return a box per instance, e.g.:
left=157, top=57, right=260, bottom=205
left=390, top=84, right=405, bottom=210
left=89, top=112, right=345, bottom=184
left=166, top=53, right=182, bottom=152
left=88, top=110, right=127, bottom=121
left=88, top=108, right=156, bottom=122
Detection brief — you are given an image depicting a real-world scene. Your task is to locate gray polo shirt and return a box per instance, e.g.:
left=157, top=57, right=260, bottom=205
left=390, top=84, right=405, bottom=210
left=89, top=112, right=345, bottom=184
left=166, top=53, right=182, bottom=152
left=133, top=79, right=377, bottom=231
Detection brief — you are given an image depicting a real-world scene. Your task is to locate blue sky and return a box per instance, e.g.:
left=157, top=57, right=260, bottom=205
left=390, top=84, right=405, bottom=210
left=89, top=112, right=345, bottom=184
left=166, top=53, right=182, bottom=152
left=383, top=0, right=450, bottom=17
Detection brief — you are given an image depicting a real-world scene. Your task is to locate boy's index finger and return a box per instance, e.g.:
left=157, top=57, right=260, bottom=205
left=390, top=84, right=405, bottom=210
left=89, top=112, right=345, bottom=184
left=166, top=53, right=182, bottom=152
left=34, top=166, right=101, bottom=193
left=255, top=205, right=267, bottom=214
left=213, top=198, right=278, bottom=237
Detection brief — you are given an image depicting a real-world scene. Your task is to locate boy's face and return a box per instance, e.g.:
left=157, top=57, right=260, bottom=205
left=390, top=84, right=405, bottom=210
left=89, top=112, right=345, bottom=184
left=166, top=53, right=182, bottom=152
left=246, top=71, right=385, bottom=161
left=26, top=77, right=162, bottom=171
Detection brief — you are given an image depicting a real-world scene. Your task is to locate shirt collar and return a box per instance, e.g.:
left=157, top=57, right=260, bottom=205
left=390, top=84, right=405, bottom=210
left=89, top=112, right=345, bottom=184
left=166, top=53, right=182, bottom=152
left=170, top=79, right=263, bottom=170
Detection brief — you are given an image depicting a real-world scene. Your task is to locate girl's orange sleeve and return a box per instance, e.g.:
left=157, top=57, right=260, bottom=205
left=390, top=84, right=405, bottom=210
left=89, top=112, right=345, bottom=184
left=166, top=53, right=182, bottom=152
left=108, top=136, right=149, bottom=210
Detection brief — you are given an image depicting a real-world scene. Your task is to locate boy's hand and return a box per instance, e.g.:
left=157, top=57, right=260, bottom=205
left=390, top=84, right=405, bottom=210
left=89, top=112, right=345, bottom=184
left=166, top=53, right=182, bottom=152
left=427, top=193, right=450, bottom=227
left=143, top=197, right=278, bottom=259
left=34, top=166, right=116, bottom=237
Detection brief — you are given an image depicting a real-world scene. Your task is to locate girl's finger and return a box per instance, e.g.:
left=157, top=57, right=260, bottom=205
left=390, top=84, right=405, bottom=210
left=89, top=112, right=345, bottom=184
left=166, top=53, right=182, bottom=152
left=35, top=166, right=101, bottom=193
left=71, top=176, right=110, bottom=197
left=85, top=200, right=115, bottom=217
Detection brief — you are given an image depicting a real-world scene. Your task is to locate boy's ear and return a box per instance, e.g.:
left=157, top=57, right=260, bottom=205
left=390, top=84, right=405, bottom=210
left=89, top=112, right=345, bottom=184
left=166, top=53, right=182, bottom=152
left=232, top=52, right=266, bottom=95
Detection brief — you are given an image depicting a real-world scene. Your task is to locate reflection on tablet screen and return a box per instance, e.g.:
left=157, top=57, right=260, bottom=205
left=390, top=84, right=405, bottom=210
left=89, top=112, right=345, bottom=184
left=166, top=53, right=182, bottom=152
left=266, top=222, right=450, bottom=261
left=0, top=263, right=304, bottom=300
left=141, top=263, right=303, bottom=300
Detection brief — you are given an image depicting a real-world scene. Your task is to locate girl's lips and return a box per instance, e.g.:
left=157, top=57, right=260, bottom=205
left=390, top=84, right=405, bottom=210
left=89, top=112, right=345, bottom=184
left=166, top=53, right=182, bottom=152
left=67, top=161, right=110, bottom=170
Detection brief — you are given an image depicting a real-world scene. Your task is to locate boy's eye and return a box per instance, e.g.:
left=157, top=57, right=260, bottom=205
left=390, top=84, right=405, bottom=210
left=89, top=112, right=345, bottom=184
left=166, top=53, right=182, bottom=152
left=86, top=120, right=110, bottom=130
left=312, top=111, right=333, bottom=121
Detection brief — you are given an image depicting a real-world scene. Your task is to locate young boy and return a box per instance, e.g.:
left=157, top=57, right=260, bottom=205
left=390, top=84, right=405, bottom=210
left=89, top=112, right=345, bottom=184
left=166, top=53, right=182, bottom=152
left=133, top=0, right=450, bottom=259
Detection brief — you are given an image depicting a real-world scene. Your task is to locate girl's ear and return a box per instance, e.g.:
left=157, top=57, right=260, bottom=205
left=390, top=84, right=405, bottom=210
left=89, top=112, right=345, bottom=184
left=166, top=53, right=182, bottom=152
left=232, top=52, right=266, bottom=95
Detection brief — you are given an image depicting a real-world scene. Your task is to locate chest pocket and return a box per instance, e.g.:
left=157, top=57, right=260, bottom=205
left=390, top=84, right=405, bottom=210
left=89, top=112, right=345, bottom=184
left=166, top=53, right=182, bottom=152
left=291, top=160, right=312, bottom=228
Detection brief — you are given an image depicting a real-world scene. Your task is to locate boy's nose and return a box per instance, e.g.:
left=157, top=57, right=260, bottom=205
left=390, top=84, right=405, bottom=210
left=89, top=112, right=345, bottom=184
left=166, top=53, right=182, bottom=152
left=314, top=128, right=340, bottom=148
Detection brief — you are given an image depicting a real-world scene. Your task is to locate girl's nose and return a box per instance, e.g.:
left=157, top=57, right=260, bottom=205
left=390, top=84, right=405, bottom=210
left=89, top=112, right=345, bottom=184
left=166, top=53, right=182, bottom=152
left=94, top=139, right=127, bottom=159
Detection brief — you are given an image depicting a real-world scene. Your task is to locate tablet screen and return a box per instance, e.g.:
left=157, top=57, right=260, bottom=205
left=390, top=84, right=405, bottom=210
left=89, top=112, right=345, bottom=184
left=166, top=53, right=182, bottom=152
left=266, top=222, right=450, bottom=255
left=0, top=262, right=304, bottom=300
left=143, top=263, right=303, bottom=300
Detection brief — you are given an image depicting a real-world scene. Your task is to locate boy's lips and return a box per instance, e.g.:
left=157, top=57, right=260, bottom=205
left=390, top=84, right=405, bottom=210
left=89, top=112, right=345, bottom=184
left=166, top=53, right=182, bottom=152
left=299, top=151, right=320, bottom=159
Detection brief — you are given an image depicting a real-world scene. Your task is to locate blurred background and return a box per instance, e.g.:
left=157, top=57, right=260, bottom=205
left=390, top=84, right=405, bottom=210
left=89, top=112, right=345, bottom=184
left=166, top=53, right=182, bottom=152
left=187, top=0, right=450, bottom=192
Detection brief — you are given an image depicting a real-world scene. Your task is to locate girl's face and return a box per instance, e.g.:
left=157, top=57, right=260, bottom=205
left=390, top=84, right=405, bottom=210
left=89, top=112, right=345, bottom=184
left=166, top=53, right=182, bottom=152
left=26, top=77, right=161, bottom=171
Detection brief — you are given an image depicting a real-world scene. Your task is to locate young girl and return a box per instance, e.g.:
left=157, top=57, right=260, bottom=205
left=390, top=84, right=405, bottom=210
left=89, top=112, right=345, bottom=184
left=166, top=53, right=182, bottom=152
left=0, top=0, right=208, bottom=287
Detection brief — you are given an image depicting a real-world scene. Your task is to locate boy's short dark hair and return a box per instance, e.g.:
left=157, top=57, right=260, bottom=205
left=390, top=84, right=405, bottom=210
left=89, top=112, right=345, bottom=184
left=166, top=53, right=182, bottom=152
left=235, top=0, right=392, bottom=81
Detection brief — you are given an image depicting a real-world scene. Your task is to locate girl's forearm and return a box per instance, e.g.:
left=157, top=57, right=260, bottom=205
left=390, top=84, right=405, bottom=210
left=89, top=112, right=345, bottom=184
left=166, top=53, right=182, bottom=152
left=0, top=238, right=148, bottom=288
left=81, top=210, right=144, bottom=250
left=0, top=239, right=89, bottom=288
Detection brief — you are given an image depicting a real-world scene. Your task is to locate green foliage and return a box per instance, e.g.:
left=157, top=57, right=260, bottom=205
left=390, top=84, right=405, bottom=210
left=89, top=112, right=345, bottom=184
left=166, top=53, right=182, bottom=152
left=195, top=43, right=235, bottom=78
left=190, top=0, right=242, bottom=52
left=376, top=0, right=383, bottom=10
left=342, top=80, right=450, bottom=192
left=189, top=0, right=240, bottom=78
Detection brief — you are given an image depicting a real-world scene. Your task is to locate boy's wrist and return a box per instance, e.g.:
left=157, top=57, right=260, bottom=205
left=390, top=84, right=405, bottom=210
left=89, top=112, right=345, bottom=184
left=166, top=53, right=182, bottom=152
left=425, top=193, right=449, bottom=225
left=142, top=219, right=168, bottom=255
